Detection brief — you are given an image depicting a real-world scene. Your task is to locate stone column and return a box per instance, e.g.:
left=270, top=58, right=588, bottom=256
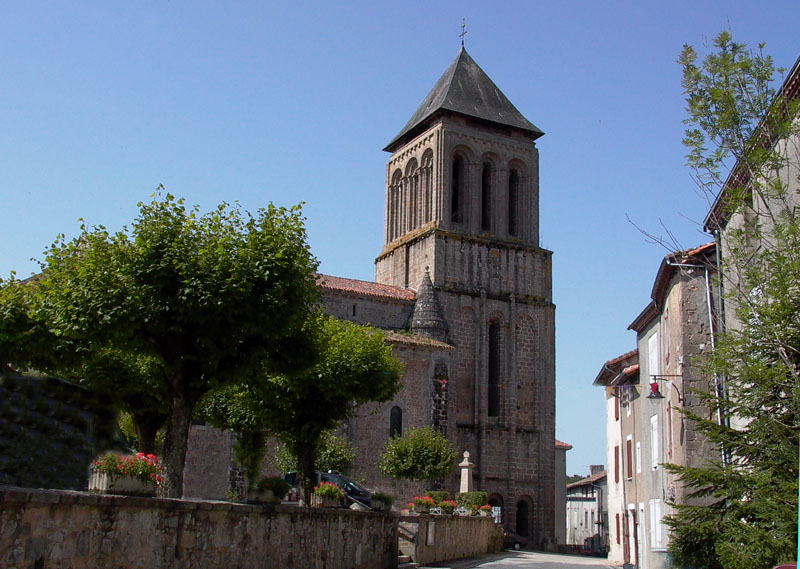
left=459, top=451, right=475, bottom=493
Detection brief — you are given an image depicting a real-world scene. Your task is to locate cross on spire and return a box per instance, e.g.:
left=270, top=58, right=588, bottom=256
left=459, top=19, right=467, bottom=47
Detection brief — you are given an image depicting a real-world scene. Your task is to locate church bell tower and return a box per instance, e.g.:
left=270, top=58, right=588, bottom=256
left=376, top=47, right=556, bottom=545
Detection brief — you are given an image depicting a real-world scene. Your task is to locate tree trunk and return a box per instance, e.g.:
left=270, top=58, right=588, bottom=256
left=295, top=441, right=317, bottom=506
left=160, top=387, right=195, bottom=498
left=131, top=410, right=165, bottom=455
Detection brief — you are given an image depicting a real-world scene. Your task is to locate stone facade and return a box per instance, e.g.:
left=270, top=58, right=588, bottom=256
left=369, top=48, right=556, bottom=547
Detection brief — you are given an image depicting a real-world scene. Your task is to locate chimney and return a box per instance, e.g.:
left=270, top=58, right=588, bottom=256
left=589, top=465, right=604, bottom=476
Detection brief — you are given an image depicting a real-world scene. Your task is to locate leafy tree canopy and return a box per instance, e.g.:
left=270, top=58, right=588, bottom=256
left=0, top=192, right=319, bottom=496
left=378, top=426, right=458, bottom=482
left=201, top=314, right=402, bottom=500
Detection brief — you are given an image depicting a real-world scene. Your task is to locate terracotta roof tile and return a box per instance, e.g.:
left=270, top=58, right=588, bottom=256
left=317, top=274, right=416, bottom=301
left=555, top=439, right=573, bottom=450
left=566, top=470, right=607, bottom=489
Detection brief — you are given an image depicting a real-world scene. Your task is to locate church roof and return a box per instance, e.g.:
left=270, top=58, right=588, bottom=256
left=384, top=47, right=543, bottom=152
left=316, top=274, right=416, bottom=301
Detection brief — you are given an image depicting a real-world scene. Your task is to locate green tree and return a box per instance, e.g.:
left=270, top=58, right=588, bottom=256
left=257, top=315, right=402, bottom=501
left=2, top=193, right=319, bottom=497
left=664, top=32, right=800, bottom=569
left=378, top=426, right=458, bottom=483
left=272, top=431, right=356, bottom=475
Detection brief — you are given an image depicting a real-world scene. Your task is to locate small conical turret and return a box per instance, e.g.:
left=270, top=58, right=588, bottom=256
left=411, top=270, right=448, bottom=343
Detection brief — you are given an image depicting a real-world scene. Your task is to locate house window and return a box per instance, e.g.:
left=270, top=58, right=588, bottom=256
left=481, top=162, right=492, bottom=231
left=451, top=156, right=464, bottom=223
left=614, top=445, right=620, bottom=483
left=488, top=321, right=501, bottom=417
left=390, top=406, right=402, bottom=437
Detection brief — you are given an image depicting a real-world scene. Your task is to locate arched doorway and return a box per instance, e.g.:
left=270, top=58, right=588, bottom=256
left=488, top=493, right=504, bottom=524
left=516, top=496, right=532, bottom=538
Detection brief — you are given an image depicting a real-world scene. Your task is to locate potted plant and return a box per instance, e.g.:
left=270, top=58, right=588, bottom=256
left=371, top=492, right=393, bottom=511
left=251, top=476, right=290, bottom=505
left=439, top=499, right=458, bottom=514
left=311, top=481, right=344, bottom=507
left=478, top=504, right=493, bottom=517
left=89, top=452, right=163, bottom=496
left=411, top=495, right=436, bottom=514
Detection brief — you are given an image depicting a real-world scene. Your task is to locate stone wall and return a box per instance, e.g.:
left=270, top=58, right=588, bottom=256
left=182, top=425, right=233, bottom=500
left=0, top=488, right=398, bottom=569
left=398, top=514, right=501, bottom=566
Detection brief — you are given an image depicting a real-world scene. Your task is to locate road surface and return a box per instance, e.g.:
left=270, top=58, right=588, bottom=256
left=423, top=550, right=617, bottom=569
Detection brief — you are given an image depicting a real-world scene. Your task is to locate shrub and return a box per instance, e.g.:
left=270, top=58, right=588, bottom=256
left=456, top=491, right=488, bottom=510
left=426, top=490, right=450, bottom=504
left=256, top=476, right=290, bottom=499
left=372, top=492, right=393, bottom=507
left=378, top=426, right=458, bottom=482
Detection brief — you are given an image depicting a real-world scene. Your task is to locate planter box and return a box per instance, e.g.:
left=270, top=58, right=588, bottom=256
left=89, top=470, right=156, bottom=497
left=310, top=494, right=340, bottom=508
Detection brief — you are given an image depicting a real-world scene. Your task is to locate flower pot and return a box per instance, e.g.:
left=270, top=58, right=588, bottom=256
left=414, top=505, right=430, bottom=514
left=311, top=494, right=339, bottom=508
left=89, top=470, right=156, bottom=497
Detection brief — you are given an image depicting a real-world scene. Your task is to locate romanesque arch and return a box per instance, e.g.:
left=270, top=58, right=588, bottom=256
left=516, top=495, right=534, bottom=538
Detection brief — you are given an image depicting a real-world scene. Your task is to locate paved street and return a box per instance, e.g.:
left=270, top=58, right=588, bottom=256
left=424, top=550, right=617, bottom=569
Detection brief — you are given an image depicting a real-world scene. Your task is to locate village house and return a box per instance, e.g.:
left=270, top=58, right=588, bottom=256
left=593, top=243, right=718, bottom=569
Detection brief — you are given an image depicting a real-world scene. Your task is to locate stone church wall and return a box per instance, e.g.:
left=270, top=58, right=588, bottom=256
left=345, top=342, right=453, bottom=503
left=321, top=289, right=414, bottom=330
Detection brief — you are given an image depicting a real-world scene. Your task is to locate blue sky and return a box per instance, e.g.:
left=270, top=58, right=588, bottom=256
left=1, top=1, right=797, bottom=475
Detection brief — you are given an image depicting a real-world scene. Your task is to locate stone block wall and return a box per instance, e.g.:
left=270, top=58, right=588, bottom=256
left=398, top=514, right=500, bottom=566
left=0, top=488, right=398, bottom=569
left=321, top=289, right=414, bottom=330
left=182, top=425, right=234, bottom=500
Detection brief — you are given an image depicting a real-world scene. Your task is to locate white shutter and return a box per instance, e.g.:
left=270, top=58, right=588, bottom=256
left=650, top=414, right=659, bottom=470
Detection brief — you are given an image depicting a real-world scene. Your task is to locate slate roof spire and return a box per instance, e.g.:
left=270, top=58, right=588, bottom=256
left=385, top=47, right=543, bottom=152
left=410, top=269, right=448, bottom=343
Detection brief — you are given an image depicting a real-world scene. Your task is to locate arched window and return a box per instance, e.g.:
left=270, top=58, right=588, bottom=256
left=390, top=406, right=402, bottom=437
left=508, top=170, right=519, bottom=237
left=451, top=156, right=464, bottom=223
left=488, top=321, right=500, bottom=417
left=481, top=162, right=492, bottom=231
